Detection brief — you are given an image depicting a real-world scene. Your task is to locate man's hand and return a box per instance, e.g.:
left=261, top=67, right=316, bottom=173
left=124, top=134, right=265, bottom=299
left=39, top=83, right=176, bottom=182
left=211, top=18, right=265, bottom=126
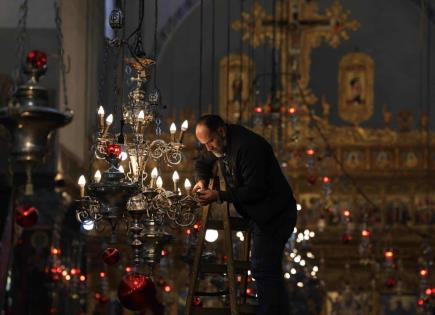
left=193, top=180, right=206, bottom=194
left=196, top=189, right=218, bottom=206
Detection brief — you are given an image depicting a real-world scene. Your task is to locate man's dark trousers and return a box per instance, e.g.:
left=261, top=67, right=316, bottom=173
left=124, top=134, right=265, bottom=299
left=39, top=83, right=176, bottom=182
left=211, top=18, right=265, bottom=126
left=251, top=224, right=290, bottom=315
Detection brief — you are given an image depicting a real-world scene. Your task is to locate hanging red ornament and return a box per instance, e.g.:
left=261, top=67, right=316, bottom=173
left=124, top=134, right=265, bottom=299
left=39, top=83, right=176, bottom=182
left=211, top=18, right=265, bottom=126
left=16, top=205, right=38, bottom=228
left=118, top=273, right=156, bottom=311
left=385, top=277, right=396, bottom=288
left=107, top=143, right=122, bottom=158
left=26, top=50, right=47, bottom=70
left=307, top=174, right=317, bottom=185
left=341, top=233, right=352, bottom=244
left=193, top=296, right=203, bottom=307
left=102, top=247, right=120, bottom=265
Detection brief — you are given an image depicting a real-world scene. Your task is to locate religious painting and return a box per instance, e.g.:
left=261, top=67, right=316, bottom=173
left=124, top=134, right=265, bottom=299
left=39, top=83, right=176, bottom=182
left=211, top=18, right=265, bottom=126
left=372, top=150, right=394, bottom=169
left=338, top=52, right=374, bottom=125
left=400, top=150, right=419, bottom=169
left=343, top=149, right=366, bottom=170
left=219, top=54, right=255, bottom=124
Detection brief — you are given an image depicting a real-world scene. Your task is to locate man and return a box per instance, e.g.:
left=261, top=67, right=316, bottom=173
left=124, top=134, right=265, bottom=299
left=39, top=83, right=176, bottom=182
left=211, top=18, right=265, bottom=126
left=193, top=114, right=297, bottom=315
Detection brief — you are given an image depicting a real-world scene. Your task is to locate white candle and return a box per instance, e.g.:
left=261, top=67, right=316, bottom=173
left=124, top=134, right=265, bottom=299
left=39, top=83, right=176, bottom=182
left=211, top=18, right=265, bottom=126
left=170, top=122, right=177, bottom=142
left=98, top=106, right=105, bottom=131
left=156, top=176, right=163, bottom=189
left=104, top=114, right=114, bottom=135
left=150, top=167, right=158, bottom=188
left=94, top=170, right=101, bottom=183
left=78, top=175, right=86, bottom=197
left=184, top=178, right=192, bottom=193
left=178, top=120, right=189, bottom=143
left=137, top=110, right=145, bottom=134
left=172, top=171, right=179, bottom=192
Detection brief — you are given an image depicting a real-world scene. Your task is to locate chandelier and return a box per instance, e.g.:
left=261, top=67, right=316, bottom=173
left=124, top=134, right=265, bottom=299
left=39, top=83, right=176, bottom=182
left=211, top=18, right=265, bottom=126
left=74, top=1, right=199, bottom=273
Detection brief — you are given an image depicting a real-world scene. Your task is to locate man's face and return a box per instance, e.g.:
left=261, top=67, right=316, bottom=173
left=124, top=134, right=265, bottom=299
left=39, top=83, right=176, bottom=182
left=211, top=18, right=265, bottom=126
left=196, top=124, right=226, bottom=157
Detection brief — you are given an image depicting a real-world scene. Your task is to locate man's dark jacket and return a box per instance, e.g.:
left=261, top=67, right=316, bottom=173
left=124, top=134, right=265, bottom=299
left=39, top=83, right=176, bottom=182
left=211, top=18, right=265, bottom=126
left=195, top=124, right=297, bottom=238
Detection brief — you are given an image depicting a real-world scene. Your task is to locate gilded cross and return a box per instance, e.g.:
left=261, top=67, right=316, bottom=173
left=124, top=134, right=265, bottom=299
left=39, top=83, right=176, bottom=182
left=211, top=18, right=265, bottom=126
left=233, top=0, right=359, bottom=104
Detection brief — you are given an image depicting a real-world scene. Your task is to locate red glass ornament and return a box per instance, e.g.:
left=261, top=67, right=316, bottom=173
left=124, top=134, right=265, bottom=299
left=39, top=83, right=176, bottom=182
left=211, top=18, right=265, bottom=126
left=307, top=175, right=317, bottom=185
left=118, top=273, right=156, bottom=311
left=102, top=247, right=120, bottom=265
left=16, top=206, right=38, bottom=228
left=26, top=50, right=47, bottom=70
left=417, top=298, right=424, bottom=306
left=193, top=296, right=203, bottom=307
left=341, top=233, right=352, bottom=244
left=107, top=144, right=122, bottom=158
left=385, top=277, right=396, bottom=288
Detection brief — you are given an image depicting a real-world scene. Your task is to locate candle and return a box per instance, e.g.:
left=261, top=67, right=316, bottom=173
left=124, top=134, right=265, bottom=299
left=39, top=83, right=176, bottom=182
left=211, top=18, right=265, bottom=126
left=78, top=175, right=86, bottom=197
left=98, top=106, right=105, bottom=132
left=94, top=170, right=101, bottom=183
left=170, top=122, right=176, bottom=142
left=150, top=167, right=158, bottom=188
left=178, top=120, right=189, bottom=143
left=156, top=176, right=163, bottom=189
left=137, top=110, right=145, bottom=134
left=172, top=171, right=179, bottom=192
left=104, top=114, right=114, bottom=135
left=184, top=178, right=192, bottom=194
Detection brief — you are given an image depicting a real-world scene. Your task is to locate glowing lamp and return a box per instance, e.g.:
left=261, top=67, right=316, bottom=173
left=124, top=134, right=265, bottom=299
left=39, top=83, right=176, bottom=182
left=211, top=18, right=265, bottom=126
left=16, top=205, right=39, bottom=228
left=420, top=269, right=428, bottom=277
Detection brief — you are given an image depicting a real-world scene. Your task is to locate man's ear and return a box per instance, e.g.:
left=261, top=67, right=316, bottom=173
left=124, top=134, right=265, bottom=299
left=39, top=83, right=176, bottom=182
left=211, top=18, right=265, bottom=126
left=217, top=127, right=226, bottom=137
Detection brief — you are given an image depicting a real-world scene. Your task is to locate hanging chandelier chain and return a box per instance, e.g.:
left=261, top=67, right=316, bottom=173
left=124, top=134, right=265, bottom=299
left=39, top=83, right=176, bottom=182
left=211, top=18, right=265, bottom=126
left=54, top=0, right=70, bottom=112
left=12, top=0, right=29, bottom=94
left=97, top=42, right=111, bottom=109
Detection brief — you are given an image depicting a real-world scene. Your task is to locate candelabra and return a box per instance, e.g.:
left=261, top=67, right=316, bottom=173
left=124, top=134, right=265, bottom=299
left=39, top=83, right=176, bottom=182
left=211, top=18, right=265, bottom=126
left=75, top=57, right=199, bottom=268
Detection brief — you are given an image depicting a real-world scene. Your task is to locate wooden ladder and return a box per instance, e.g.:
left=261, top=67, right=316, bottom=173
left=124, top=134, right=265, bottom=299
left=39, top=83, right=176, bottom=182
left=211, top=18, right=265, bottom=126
left=184, top=177, right=257, bottom=315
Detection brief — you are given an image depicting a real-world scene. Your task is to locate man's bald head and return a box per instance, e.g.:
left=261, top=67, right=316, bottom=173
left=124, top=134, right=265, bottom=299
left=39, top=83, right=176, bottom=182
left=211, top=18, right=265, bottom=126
left=195, top=115, right=227, bottom=157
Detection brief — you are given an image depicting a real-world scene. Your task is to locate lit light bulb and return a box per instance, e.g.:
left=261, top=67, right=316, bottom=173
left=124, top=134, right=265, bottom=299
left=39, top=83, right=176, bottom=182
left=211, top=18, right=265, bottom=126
left=178, top=120, right=189, bottom=143
left=82, top=219, right=94, bottom=231
left=98, top=106, right=105, bottom=116
left=106, top=114, right=113, bottom=125
left=138, top=110, right=145, bottom=121
left=170, top=123, right=177, bottom=134
left=136, top=110, right=145, bottom=133
left=78, top=175, right=86, bottom=197
left=119, top=151, right=128, bottom=161
left=104, top=114, right=114, bottom=135
left=172, top=171, right=179, bottom=192
left=156, top=176, right=163, bottom=189
left=94, top=170, right=101, bottom=183
left=184, top=178, right=192, bottom=193
left=118, top=165, right=125, bottom=173
left=284, top=273, right=291, bottom=279
left=97, top=106, right=105, bottom=131
left=150, top=167, right=158, bottom=188
left=181, top=120, right=188, bottom=131
left=297, top=204, right=302, bottom=211
left=205, top=229, right=219, bottom=243
left=170, top=122, right=176, bottom=142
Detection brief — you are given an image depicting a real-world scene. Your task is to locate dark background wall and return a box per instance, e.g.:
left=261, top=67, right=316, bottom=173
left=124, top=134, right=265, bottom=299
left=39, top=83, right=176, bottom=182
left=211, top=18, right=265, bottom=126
left=155, top=0, right=435, bottom=130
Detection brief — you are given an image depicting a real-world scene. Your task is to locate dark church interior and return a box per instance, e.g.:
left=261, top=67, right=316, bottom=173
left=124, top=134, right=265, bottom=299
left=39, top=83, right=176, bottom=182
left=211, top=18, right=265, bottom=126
left=0, top=0, right=434, bottom=314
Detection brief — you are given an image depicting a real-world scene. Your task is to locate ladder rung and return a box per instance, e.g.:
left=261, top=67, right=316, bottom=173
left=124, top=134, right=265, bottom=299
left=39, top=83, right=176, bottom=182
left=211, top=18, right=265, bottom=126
left=190, top=305, right=257, bottom=315
left=200, top=260, right=251, bottom=274
left=207, top=217, right=250, bottom=231
left=194, top=289, right=229, bottom=296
